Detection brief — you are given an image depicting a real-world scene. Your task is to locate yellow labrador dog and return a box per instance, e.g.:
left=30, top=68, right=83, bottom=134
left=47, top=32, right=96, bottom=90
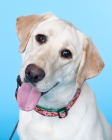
left=16, top=13, right=112, bottom=140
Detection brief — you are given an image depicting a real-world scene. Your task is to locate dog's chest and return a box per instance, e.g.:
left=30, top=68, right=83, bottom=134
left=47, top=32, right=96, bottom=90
left=25, top=114, right=78, bottom=140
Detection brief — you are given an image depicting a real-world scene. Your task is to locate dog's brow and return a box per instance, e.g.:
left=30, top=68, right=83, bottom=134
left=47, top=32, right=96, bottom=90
left=48, top=29, right=54, bottom=36
left=63, top=42, right=69, bottom=47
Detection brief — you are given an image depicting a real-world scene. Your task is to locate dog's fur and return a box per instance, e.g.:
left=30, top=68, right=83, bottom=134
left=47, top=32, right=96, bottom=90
left=16, top=13, right=112, bottom=140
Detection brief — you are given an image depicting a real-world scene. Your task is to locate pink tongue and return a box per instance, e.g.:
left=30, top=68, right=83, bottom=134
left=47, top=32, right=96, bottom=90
left=17, top=83, right=41, bottom=111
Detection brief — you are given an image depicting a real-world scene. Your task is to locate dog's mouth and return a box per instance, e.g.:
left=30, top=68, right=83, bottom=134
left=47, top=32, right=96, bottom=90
left=16, top=75, right=59, bottom=111
left=41, top=82, right=59, bottom=96
left=24, top=77, right=59, bottom=96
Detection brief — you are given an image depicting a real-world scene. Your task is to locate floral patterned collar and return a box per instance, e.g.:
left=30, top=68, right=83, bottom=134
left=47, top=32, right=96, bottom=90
left=34, top=88, right=81, bottom=118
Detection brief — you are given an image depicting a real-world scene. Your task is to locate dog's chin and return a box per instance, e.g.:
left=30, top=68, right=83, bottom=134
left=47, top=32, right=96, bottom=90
left=24, top=78, right=59, bottom=96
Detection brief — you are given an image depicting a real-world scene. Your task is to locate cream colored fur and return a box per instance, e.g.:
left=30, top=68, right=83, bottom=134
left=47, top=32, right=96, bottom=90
left=16, top=13, right=112, bottom=140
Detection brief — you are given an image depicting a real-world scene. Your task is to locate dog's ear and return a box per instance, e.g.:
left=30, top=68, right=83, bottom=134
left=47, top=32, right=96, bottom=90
left=76, top=37, right=104, bottom=88
left=16, top=14, right=53, bottom=52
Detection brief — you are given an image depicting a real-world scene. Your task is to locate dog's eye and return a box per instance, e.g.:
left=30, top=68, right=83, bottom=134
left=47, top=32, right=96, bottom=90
left=35, top=34, right=47, bottom=44
left=61, top=49, right=72, bottom=59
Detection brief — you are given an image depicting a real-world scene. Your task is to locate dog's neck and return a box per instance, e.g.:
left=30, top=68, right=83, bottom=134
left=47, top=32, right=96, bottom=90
left=38, top=79, right=78, bottom=109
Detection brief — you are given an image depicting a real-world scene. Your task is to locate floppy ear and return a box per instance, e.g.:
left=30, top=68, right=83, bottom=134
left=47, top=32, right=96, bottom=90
left=76, top=37, right=104, bottom=88
left=16, top=13, right=53, bottom=52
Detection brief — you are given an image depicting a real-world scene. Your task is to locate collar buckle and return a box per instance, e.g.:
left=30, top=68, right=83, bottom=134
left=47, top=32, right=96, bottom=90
left=57, top=107, right=68, bottom=118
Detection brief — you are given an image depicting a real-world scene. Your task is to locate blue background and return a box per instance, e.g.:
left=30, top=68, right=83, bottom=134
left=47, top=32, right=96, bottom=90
left=0, top=0, right=112, bottom=139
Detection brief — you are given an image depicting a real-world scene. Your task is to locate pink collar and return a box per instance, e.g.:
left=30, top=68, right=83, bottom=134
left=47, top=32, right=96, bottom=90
left=34, top=89, right=81, bottom=118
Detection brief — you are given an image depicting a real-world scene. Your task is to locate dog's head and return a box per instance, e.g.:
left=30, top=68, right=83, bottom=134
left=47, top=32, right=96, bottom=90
left=16, top=13, right=104, bottom=94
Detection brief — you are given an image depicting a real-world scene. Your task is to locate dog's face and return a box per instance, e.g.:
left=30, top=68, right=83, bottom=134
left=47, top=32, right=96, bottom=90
left=16, top=13, right=104, bottom=97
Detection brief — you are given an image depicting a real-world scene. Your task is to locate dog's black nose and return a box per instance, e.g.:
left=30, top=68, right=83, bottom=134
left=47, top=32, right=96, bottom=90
left=25, top=64, right=45, bottom=83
